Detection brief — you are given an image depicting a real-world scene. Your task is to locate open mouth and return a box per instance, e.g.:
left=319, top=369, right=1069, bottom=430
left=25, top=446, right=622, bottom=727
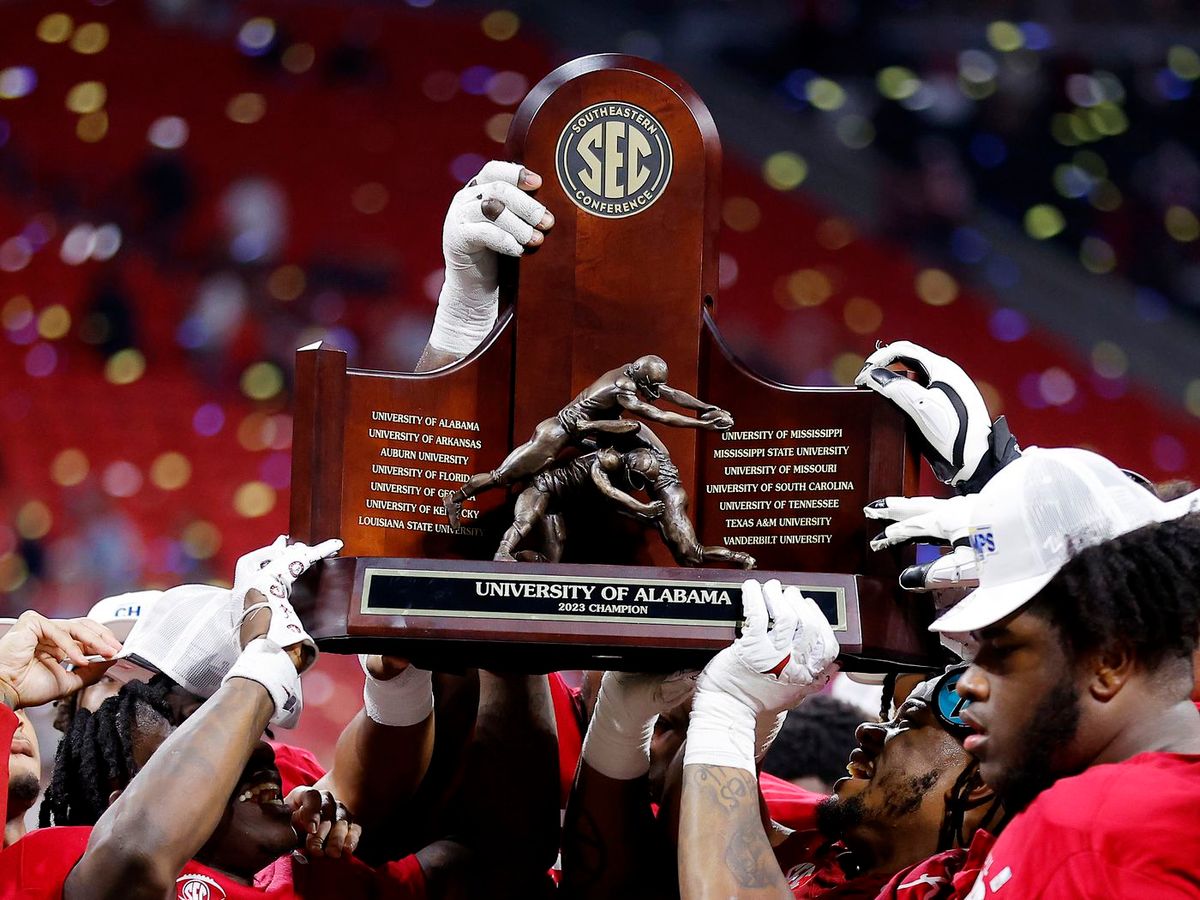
left=845, top=747, right=876, bottom=780
left=235, top=770, right=284, bottom=807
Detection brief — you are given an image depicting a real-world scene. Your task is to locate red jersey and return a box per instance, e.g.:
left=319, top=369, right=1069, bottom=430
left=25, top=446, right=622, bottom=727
left=966, top=753, right=1200, bottom=898
left=776, top=826, right=890, bottom=899
left=0, top=825, right=426, bottom=899
left=268, top=741, right=325, bottom=794
left=876, top=830, right=994, bottom=899
left=548, top=672, right=584, bottom=807
left=759, top=772, right=824, bottom=832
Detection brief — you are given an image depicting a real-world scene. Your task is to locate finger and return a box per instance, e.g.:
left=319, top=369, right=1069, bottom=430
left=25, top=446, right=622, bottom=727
left=458, top=222, right=524, bottom=257
left=480, top=181, right=552, bottom=230
left=863, top=496, right=941, bottom=521
left=36, top=618, right=92, bottom=668
left=64, top=619, right=123, bottom=657
left=774, top=586, right=803, bottom=650
left=740, top=579, right=767, bottom=637
left=289, top=789, right=323, bottom=836
left=345, top=823, right=362, bottom=856
left=491, top=207, right=536, bottom=245
left=308, top=816, right=334, bottom=857
left=471, top=160, right=525, bottom=187
left=322, top=819, right=350, bottom=858
left=307, top=538, right=343, bottom=563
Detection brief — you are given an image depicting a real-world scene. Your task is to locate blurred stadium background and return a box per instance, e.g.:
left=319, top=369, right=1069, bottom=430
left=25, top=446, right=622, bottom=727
left=2, top=0, right=1200, bottom=759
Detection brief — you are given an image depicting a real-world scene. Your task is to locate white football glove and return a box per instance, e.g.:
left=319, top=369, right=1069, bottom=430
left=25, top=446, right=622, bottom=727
left=684, top=580, right=838, bottom=773
left=855, top=340, right=1020, bottom=493
left=899, top=545, right=980, bottom=593
left=232, top=537, right=342, bottom=671
left=428, top=161, right=553, bottom=357
left=581, top=670, right=698, bottom=780
left=865, top=494, right=974, bottom=551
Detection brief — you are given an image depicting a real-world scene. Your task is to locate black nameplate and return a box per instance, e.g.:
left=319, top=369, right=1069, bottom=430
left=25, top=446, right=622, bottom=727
left=360, top=567, right=849, bottom=631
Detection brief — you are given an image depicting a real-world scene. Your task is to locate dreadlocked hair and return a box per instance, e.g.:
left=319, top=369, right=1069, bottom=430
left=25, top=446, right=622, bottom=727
left=1024, top=512, right=1200, bottom=677
left=937, top=757, right=1008, bottom=852
left=41, top=674, right=176, bottom=827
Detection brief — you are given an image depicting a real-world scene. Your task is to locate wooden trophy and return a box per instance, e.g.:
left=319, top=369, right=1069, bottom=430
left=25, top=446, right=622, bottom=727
left=288, top=54, right=938, bottom=673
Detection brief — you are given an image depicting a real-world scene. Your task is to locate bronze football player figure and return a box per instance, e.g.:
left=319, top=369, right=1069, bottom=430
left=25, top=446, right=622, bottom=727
left=445, top=355, right=732, bottom=526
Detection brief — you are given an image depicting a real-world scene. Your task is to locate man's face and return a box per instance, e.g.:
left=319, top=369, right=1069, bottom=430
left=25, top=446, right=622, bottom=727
left=78, top=673, right=125, bottom=713
left=8, top=710, right=41, bottom=820
left=956, top=607, right=1084, bottom=811
left=128, top=706, right=297, bottom=873
left=819, top=680, right=971, bottom=860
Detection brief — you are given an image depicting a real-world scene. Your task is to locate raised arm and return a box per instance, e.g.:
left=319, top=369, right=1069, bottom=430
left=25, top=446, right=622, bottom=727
left=562, top=672, right=695, bottom=900
left=617, top=389, right=725, bottom=431
left=417, top=161, right=554, bottom=371
left=679, top=580, right=837, bottom=899
left=655, top=384, right=722, bottom=415
left=316, top=656, right=435, bottom=833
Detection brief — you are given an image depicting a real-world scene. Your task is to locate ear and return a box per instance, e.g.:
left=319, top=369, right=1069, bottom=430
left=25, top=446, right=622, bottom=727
left=107, top=788, right=123, bottom=808
left=1088, top=644, right=1136, bottom=702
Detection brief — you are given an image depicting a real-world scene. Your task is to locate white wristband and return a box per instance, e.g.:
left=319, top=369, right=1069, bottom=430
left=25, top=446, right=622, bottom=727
left=684, top=690, right=757, bottom=774
left=359, top=656, right=433, bottom=727
left=224, top=639, right=302, bottom=729
left=580, top=686, right=656, bottom=781
left=428, top=284, right=497, bottom=356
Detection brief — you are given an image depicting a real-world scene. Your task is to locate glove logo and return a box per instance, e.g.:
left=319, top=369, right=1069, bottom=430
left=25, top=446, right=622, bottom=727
left=556, top=101, right=672, bottom=219
left=969, top=526, right=996, bottom=562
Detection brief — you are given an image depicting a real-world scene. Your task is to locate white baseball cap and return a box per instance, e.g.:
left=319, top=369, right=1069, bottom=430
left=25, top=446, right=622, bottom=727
left=115, top=584, right=242, bottom=698
left=930, top=448, right=1169, bottom=634
left=86, top=590, right=164, bottom=642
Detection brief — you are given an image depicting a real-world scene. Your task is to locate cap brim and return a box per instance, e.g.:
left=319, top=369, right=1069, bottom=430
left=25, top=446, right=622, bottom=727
left=929, top=569, right=1056, bottom=633
left=103, top=620, right=138, bottom=642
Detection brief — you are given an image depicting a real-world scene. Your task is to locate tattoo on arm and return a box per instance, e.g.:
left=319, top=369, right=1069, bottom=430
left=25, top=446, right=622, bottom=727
left=684, top=766, right=791, bottom=893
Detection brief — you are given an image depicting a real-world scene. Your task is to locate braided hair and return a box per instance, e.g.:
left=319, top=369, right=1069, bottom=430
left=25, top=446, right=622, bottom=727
left=41, top=674, right=176, bottom=827
left=937, top=757, right=1008, bottom=852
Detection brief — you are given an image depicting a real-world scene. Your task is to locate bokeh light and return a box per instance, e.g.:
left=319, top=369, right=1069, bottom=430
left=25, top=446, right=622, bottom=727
left=722, top=197, right=761, bottom=232
left=815, top=217, right=855, bottom=250
left=806, top=78, right=845, bottom=111
left=877, top=66, right=921, bottom=100
left=237, top=17, right=276, bottom=56
left=986, top=21, right=1024, bottom=52
left=24, top=343, right=57, bottom=377
left=784, top=269, right=833, bottom=307
left=66, top=81, right=106, bottom=114
left=233, top=481, right=276, bottom=517
left=1165, top=206, right=1199, bottom=242
left=1024, top=204, right=1065, bottom=239
left=282, top=43, right=316, bottom=74
left=1038, top=367, right=1077, bottom=406
left=481, top=10, right=520, bottom=41
left=36, top=13, right=74, bottom=44
left=1168, top=46, right=1200, bottom=80
left=193, top=403, right=225, bottom=437
left=843, top=296, right=883, bottom=334
left=0, top=67, right=38, bottom=100
left=16, top=500, right=52, bottom=540
left=268, top=265, right=306, bottom=301
left=105, top=348, right=146, bottom=385
left=1185, top=380, right=1200, bottom=418
left=50, top=448, right=89, bottom=487
left=485, top=112, right=513, bottom=143
left=102, top=461, right=143, bottom=498
left=1079, top=236, right=1115, bottom=274
left=762, top=152, right=808, bottom=190
left=830, top=352, right=864, bottom=385
left=76, top=110, right=109, bottom=142
left=147, top=116, right=188, bottom=149
left=914, top=268, right=958, bottom=306
left=1151, top=435, right=1186, bottom=472
left=1091, top=341, right=1128, bottom=379
left=182, top=520, right=222, bottom=560
left=485, top=71, right=527, bottom=105
left=0, top=554, right=28, bottom=593
left=241, top=361, right=284, bottom=400
left=150, top=452, right=192, bottom=490
left=227, top=93, right=267, bottom=124
left=70, top=22, right=109, bottom=54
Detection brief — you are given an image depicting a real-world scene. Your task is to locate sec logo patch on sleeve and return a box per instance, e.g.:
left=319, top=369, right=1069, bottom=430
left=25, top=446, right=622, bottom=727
left=177, top=873, right=227, bottom=900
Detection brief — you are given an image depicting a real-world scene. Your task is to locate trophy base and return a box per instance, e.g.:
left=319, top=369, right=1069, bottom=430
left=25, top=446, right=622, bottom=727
left=291, top=556, right=934, bottom=673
